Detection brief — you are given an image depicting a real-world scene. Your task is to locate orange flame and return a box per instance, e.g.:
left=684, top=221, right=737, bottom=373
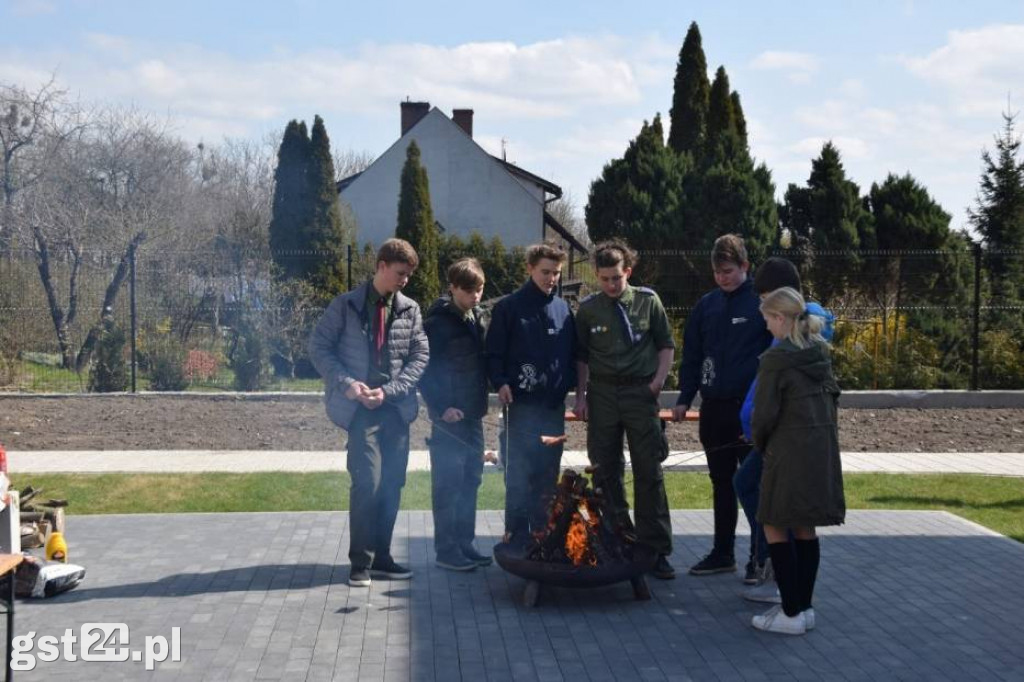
left=565, top=504, right=598, bottom=566
left=565, top=513, right=587, bottom=565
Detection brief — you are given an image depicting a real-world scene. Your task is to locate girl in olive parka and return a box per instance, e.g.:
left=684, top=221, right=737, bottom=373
left=750, top=287, right=845, bottom=636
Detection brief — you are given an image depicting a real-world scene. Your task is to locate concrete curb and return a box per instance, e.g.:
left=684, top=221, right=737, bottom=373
left=3, top=389, right=1024, bottom=409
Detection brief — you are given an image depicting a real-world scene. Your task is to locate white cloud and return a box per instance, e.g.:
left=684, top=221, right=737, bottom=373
left=750, top=50, right=819, bottom=84
left=901, top=24, right=1024, bottom=116
left=838, top=79, right=867, bottom=99
left=0, top=34, right=659, bottom=141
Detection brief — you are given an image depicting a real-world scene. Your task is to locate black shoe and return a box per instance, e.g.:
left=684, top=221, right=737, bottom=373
left=689, top=552, right=737, bottom=575
left=349, top=567, right=371, bottom=587
left=743, top=560, right=764, bottom=585
left=436, top=550, right=477, bottom=572
left=461, top=545, right=493, bottom=567
left=651, top=554, right=676, bottom=580
left=370, top=557, right=413, bottom=580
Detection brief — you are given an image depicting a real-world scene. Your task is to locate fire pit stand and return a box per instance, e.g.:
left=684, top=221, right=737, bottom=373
left=494, top=541, right=656, bottom=607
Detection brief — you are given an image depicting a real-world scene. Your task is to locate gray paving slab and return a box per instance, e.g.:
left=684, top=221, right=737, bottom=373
left=10, top=510, right=1024, bottom=680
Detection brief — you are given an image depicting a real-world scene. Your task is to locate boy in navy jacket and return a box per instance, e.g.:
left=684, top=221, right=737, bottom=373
left=673, top=234, right=772, bottom=576
left=485, top=242, right=576, bottom=545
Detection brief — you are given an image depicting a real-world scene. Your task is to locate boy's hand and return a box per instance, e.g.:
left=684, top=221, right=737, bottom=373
left=345, top=381, right=370, bottom=400
left=573, top=395, right=588, bottom=421
left=497, top=384, right=514, bottom=405
left=671, top=404, right=689, bottom=422
left=441, top=407, right=464, bottom=423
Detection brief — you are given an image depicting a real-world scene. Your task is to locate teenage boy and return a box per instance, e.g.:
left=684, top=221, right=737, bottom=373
left=308, top=238, right=429, bottom=588
left=574, top=240, right=677, bottom=579
left=673, top=234, right=772, bottom=576
left=420, top=258, right=492, bottom=572
left=485, top=242, right=576, bottom=547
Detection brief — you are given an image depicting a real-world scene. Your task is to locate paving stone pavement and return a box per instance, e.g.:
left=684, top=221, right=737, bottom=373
left=12, top=510, right=1024, bottom=681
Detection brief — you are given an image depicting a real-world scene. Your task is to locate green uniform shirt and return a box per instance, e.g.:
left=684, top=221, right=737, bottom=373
left=576, top=284, right=675, bottom=379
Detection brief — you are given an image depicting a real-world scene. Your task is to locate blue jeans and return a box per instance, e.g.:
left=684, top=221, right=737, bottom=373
left=346, top=404, right=410, bottom=570
left=733, top=448, right=768, bottom=565
left=428, top=418, right=484, bottom=556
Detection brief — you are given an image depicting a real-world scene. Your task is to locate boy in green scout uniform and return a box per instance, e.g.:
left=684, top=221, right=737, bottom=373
left=573, top=240, right=677, bottom=579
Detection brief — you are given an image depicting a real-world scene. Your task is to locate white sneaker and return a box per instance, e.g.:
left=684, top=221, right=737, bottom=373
left=742, top=581, right=782, bottom=604
left=803, top=608, right=815, bottom=630
left=751, top=604, right=806, bottom=635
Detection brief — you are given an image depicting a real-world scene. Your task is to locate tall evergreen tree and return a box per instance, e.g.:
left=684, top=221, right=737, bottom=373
left=780, top=142, right=873, bottom=305
left=269, top=120, right=312, bottom=281
left=866, top=173, right=964, bottom=384
left=730, top=91, right=748, bottom=150
left=395, top=141, right=440, bottom=304
left=306, top=115, right=349, bottom=300
left=668, top=22, right=710, bottom=158
left=969, top=112, right=1024, bottom=317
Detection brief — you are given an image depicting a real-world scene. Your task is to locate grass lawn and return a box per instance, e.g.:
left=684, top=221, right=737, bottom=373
left=12, top=471, right=1023, bottom=543
left=4, top=358, right=322, bottom=393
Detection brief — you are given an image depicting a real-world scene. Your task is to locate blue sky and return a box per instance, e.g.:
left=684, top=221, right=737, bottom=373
left=5, top=0, right=1024, bottom=232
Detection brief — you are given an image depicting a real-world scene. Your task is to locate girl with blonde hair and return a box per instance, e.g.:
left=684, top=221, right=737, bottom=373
left=750, top=287, right=845, bottom=635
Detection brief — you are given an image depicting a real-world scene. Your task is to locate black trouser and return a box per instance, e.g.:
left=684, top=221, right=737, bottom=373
left=501, top=402, right=563, bottom=535
left=346, top=404, right=410, bottom=570
left=429, top=418, right=484, bottom=556
left=699, top=397, right=751, bottom=558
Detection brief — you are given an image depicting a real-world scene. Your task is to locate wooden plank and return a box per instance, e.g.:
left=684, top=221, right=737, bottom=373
left=0, top=553, right=23, bottom=576
left=565, top=409, right=698, bottom=422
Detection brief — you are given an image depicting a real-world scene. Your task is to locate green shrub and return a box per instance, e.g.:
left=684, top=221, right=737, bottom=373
left=148, top=338, right=187, bottom=391
left=88, top=319, right=129, bottom=392
left=230, top=312, right=266, bottom=391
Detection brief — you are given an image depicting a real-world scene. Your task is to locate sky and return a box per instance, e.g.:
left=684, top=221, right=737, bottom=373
left=4, top=0, right=1024, bottom=233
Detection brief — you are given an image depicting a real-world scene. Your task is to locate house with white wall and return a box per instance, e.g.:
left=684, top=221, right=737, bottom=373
left=337, top=101, right=587, bottom=279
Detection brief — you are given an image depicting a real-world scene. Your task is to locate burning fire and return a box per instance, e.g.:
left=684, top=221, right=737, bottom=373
left=565, top=503, right=599, bottom=566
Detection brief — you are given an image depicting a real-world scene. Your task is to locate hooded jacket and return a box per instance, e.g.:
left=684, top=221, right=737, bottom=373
left=419, top=297, right=488, bottom=421
left=485, top=280, right=576, bottom=408
left=753, top=339, right=845, bottom=528
left=739, top=301, right=835, bottom=441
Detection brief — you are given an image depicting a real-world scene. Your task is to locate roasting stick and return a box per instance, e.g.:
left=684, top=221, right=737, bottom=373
left=565, top=409, right=699, bottom=423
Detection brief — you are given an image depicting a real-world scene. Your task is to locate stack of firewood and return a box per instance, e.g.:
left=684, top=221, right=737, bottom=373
left=526, top=469, right=636, bottom=566
left=18, top=486, right=67, bottom=549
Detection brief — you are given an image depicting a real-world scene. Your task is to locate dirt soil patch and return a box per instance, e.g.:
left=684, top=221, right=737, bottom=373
left=2, top=395, right=1022, bottom=453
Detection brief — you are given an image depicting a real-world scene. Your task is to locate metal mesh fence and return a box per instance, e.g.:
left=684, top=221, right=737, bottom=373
left=2, top=246, right=1022, bottom=392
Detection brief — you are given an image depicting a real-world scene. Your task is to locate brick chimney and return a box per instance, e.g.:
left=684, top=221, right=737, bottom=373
left=401, top=101, right=430, bottom=136
left=452, top=109, right=474, bottom=138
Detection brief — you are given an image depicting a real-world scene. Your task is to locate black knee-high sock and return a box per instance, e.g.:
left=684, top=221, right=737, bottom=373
left=794, top=538, right=820, bottom=611
left=768, top=541, right=801, bottom=617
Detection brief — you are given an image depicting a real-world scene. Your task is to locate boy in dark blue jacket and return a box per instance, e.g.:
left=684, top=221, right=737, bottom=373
left=485, top=242, right=576, bottom=546
left=420, top=258, right=492, bottom=572
left=673, top=234, right=772, bottom=576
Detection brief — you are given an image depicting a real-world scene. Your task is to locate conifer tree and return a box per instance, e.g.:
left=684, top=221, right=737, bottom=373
left=668, top=22, right=710, bottom=158
left=730, top=91, right=748, bottom=150
left=780, top=142, right=872, bottom=305
left=395, top=141, right=440, bottom=304
left=269, top=120, right=312, bottom=281
left=969, top=112, right=1024, bottom=318
left=306, top=115, right=349, bottom=300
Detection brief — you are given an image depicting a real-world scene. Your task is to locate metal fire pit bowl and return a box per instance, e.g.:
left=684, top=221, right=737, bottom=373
left=493, top=541, right=657, bottom=607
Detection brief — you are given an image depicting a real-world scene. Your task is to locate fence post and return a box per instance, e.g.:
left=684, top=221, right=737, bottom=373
left=347, top=244, right=353, bottom=291
left=971, top=242, right=981, bottom=391
left=130, top=247, right=138, bottom=393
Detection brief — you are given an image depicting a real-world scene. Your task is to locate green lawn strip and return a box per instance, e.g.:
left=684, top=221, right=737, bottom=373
left=13, top=472, right=1023, bottom=543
